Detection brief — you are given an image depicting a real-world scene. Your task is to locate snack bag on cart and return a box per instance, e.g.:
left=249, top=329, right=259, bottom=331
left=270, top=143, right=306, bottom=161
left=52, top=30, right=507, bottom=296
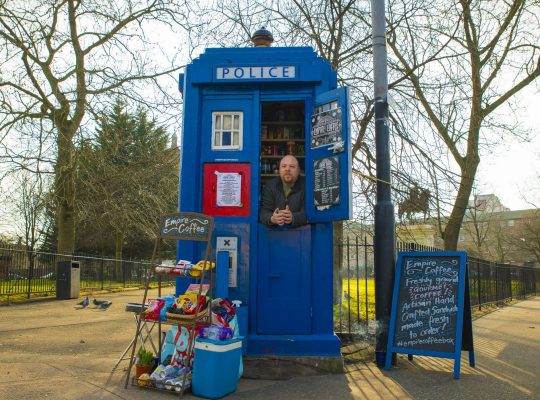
left=159, top=295, right=176, bottom=321
left=161, top=326, right=178, bottom=364
left=189, top=260, right=216, bottom=277
left=211, top=298, right=237, bottom=331
left=143, top=299, right=165, bottom=321
left=170, top=324, right=205, bottom=368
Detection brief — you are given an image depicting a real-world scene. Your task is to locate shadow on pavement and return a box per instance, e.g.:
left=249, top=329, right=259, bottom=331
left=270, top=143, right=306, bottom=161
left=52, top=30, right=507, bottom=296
left=0, top=289, right=538, bottom=400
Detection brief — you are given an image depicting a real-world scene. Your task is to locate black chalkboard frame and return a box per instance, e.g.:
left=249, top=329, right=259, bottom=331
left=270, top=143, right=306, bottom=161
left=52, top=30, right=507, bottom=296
left=385, top=251, right=475, bottom=379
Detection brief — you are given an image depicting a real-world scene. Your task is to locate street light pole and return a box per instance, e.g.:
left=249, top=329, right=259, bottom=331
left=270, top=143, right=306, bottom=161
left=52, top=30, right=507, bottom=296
left=371, top=0, right=396, bottom=367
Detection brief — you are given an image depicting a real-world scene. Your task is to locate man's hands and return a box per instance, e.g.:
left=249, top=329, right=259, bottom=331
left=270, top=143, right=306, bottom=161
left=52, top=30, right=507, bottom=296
left=270, top=205, right=293, bottom=226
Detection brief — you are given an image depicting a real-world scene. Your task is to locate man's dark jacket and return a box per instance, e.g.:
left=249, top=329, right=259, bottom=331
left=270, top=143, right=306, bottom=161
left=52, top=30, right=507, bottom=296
left=259, top=175, right=306, bottom=228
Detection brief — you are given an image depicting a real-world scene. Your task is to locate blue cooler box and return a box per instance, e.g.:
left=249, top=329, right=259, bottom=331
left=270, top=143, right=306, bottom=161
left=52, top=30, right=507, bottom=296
left=192, top=337, right=242, bottom=399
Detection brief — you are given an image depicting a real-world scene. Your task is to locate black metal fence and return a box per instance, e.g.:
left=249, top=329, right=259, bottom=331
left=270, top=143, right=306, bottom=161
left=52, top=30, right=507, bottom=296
left=336, top=238, right=540, bottom=339
left=0, top=247, right=175, bottom=302
left=2, top=242, right=540, bottom=333
left=467, top=257, right=539, bottom=310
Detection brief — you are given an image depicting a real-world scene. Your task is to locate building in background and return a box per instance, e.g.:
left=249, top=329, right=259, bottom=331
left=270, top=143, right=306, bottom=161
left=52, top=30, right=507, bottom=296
left=459, top=206, right=539, bottom=266
left=395, top=194, right=539, bottom=267
left=468, top=193, right=509, bottom=213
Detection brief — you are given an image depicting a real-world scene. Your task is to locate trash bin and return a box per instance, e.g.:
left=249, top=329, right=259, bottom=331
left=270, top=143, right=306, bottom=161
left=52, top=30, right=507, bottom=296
left=56, top=261, right=80, bottom=299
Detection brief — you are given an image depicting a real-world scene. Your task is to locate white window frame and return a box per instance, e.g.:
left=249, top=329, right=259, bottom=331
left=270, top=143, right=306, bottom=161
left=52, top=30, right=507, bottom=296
left=211, top=111, right=243, bottom=150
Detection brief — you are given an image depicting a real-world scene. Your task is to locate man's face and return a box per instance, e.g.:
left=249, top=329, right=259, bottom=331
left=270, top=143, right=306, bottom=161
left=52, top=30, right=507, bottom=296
left=279, top=156, right=300, bottom=185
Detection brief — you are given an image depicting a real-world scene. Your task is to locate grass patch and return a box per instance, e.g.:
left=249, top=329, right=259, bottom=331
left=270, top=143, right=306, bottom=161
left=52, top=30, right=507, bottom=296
left=335, top=278, right=376, bottom=324
left=0, top=280, right=174, bottom=305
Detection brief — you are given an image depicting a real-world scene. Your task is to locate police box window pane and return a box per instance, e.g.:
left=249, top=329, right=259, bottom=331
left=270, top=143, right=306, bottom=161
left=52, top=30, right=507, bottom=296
left=223, top=115, right=232, bottom=130
left=211, top=111, right=243, bottom=150
left=222, top=131, right=232, bottom=146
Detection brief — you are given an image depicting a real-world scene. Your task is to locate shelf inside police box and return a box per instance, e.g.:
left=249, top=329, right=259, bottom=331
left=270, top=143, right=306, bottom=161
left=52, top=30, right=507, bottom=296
left=261, top=103, right=306, bottom=186
left=263, top=120, right=303, bottom=124
left=261, top=154, right=305, bottom=158
left=261, top=138, right=304, bottom=142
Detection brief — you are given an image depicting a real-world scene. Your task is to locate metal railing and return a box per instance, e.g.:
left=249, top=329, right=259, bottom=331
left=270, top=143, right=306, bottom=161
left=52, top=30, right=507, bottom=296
left=336, top=238, right=540, bottom=339
left=2, top=242, right=539, bottom=332
left=467, top=257, right=539, bottom=310
left=0, top=246, right=174, bottom=302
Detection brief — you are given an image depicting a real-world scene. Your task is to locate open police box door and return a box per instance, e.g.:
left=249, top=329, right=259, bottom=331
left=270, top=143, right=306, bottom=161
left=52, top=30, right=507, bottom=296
left=306, top=86, right=352, bottom=222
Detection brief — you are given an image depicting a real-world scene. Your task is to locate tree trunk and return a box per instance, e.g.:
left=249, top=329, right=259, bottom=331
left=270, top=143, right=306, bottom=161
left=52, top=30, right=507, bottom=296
left=55, top=125, right=77, bottom=254
left=115, top=231, right=124, bottom=280
left=443, top=159, right=479, bottom=251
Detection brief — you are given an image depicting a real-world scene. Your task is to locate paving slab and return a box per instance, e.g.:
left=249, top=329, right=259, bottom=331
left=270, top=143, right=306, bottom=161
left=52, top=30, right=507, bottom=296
left=0, top=289, right=538, bottom=399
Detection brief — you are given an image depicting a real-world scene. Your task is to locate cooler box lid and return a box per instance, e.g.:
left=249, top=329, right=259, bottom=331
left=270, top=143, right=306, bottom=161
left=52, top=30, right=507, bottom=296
left=195, top=337, right=242, bottom=352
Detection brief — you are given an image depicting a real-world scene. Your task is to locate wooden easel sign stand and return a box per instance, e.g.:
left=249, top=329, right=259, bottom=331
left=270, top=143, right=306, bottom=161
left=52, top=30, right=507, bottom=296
left=385, top=251, right=475, bottom=379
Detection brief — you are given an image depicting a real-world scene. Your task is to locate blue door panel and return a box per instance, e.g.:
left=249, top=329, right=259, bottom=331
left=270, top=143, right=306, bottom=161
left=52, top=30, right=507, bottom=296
left=257, top=225, right=311, bottom=335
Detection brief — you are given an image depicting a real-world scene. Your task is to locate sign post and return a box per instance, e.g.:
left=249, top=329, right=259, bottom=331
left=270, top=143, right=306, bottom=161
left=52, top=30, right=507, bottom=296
left=385, top=251, right=475, bottom=379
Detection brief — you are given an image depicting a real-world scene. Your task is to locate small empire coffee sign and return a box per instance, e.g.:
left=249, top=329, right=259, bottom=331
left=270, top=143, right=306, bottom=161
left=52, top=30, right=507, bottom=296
left=159, top=213, right=214, bottom=241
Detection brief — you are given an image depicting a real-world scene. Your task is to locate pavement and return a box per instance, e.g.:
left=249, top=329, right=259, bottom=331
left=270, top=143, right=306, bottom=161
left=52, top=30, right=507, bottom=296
left=0, top=289, right=538, bottom=400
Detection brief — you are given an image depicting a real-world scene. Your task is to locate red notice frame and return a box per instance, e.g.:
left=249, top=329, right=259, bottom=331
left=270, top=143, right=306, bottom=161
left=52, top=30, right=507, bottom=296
left=202, top=163, right=251, bottom=217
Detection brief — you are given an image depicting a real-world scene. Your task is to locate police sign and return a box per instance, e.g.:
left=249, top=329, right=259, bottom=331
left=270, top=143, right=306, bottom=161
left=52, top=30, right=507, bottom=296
left=216, top=66, right=296, bottom=80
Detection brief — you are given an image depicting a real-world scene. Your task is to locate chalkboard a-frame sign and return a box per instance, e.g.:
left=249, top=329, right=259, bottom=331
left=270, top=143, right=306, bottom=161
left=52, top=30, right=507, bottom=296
left=385, top=251, right=475, bottom=379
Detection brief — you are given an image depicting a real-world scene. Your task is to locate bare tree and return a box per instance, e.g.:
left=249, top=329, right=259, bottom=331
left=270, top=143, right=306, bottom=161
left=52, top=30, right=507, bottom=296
left=0, top=171, right=52, bottom=249
left=15, top=173, right=52, bottom=252
left=0, top=169, right=53, bottom=286
left=0, top=0, right=192, bottom=253
left=387, top=0, right=540, bottom=250
left=507, top=208, right=540, bottom=265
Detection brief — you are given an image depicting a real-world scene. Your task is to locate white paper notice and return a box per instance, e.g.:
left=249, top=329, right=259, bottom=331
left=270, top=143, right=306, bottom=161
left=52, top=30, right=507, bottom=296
left=216, top=172, right=242, bottom=207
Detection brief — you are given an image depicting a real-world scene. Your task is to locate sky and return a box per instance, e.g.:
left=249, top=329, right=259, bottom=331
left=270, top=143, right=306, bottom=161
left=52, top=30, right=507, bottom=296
left=476, top=85, right=540, bottom=210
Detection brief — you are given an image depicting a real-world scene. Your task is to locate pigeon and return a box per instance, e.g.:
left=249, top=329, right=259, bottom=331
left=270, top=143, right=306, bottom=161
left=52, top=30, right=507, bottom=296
left=98, top=301, right=112, bottom=310
left=76, top=296, right=89, bottom=309
left=93, top=298, right=108, bottom=307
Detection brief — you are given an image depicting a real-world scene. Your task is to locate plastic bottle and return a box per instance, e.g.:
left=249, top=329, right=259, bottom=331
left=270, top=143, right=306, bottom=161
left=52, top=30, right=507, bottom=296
left=164, top=377, right=184, bottom=391
left=158, top=365, right=179, bottom=379
left=231, top=300, right=242, bottom=307
left=150, top=364, right=166, bottom=380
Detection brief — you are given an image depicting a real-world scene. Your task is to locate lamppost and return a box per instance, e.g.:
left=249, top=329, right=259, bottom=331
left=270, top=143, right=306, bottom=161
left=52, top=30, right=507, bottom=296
left=371, top=0, right=396, bottom=367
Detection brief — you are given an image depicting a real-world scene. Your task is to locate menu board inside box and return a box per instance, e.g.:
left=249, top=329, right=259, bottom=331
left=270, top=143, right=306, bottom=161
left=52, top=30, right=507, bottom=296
left=313, top=156, right=340, bottom=208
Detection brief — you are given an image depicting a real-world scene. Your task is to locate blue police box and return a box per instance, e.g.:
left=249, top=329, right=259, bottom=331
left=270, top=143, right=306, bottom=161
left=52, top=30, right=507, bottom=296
left=176, top=30, right=351, bottom=371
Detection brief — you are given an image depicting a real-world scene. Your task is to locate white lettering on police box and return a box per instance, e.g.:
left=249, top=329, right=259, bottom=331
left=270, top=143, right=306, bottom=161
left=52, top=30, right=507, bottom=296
left=216, top=66, right=296, bottom=80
